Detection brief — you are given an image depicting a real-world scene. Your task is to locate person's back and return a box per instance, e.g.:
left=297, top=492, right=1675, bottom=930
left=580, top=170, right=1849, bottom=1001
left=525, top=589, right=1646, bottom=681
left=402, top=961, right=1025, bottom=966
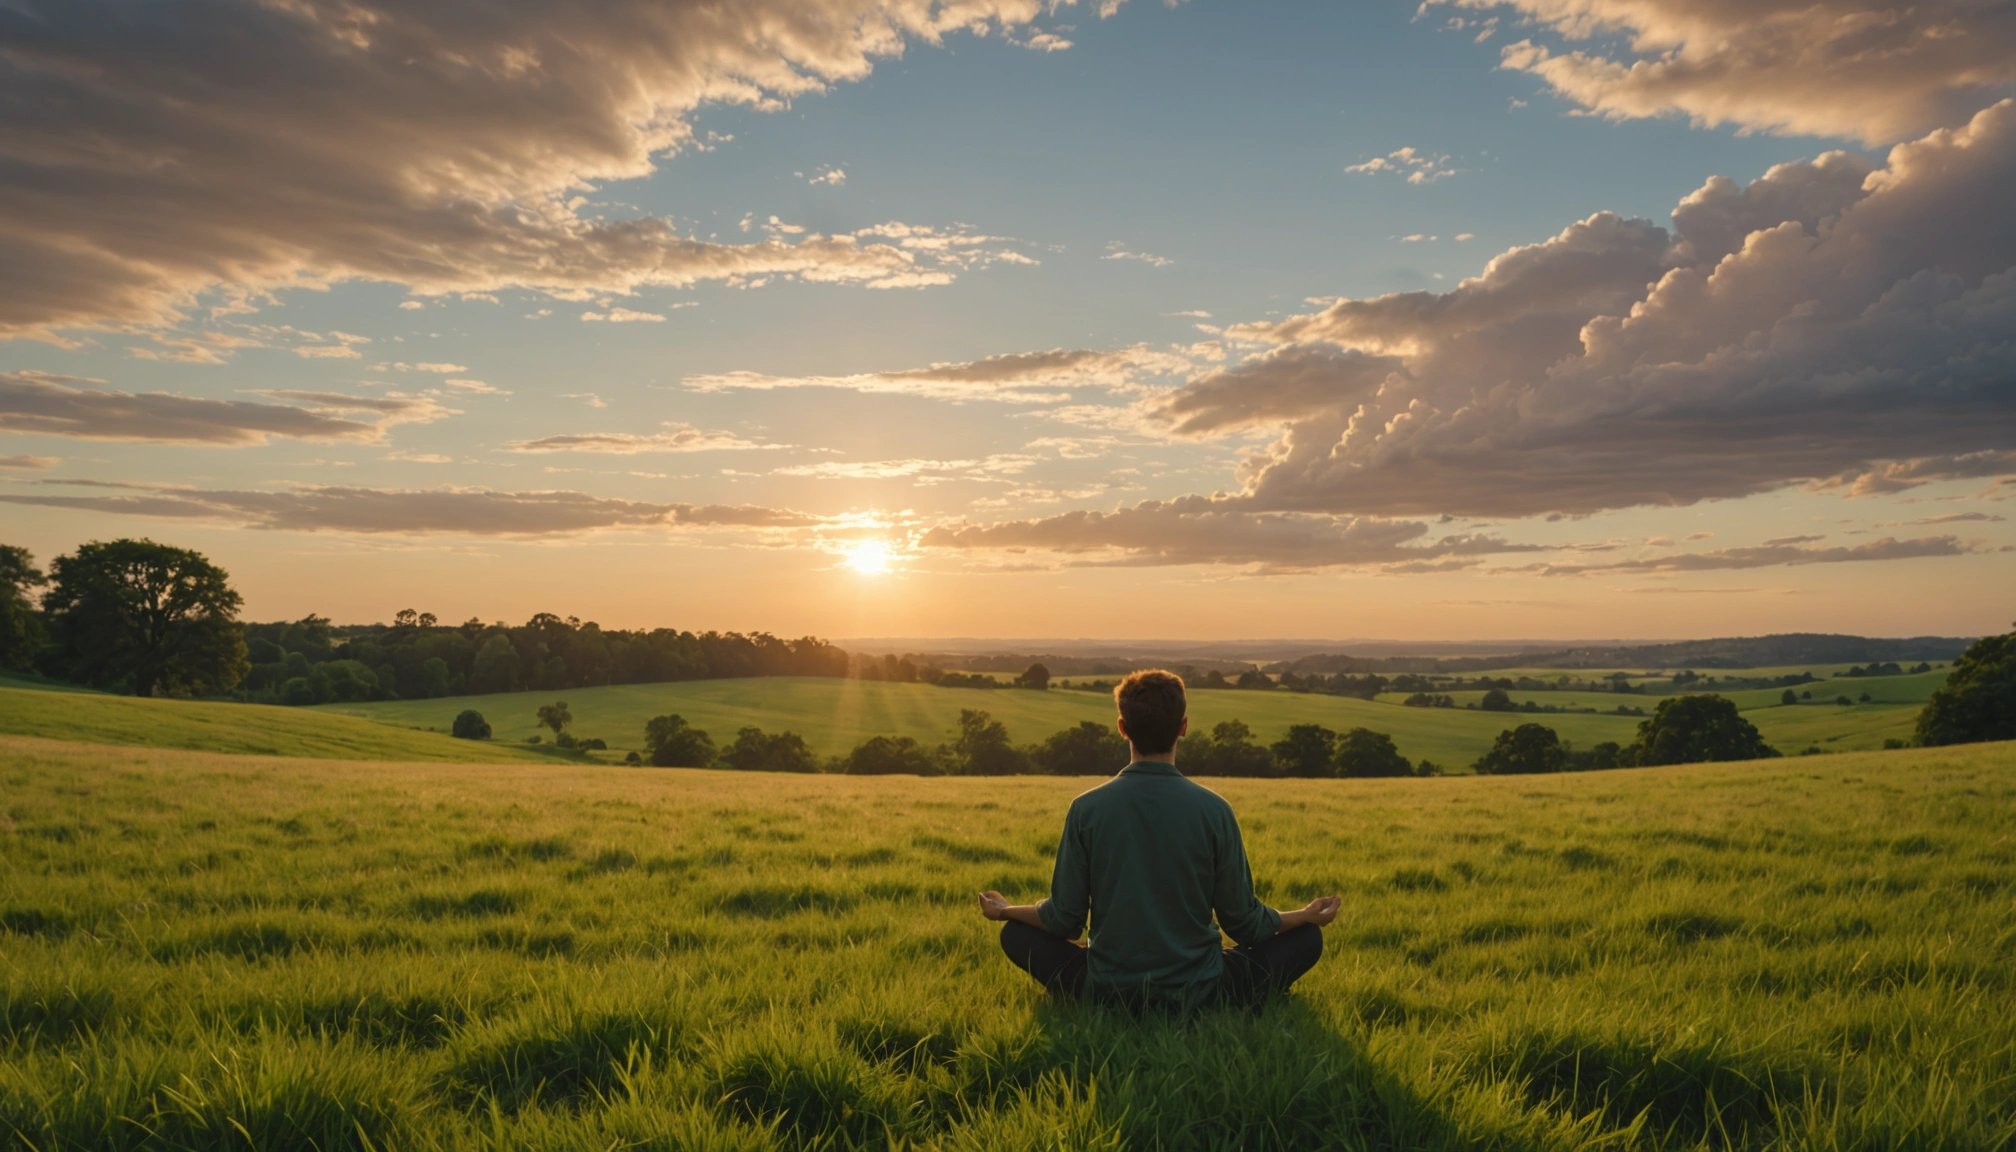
left=979, top=669, right=1339, bottom=1008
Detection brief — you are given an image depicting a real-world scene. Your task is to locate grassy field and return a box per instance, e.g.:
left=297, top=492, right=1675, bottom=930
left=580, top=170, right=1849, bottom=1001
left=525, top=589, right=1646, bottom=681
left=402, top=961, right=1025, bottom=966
left=0, top=687, right=546, bottom=764
left=317, top=678, right=1649, bottom=769
left=2, top=736, right=2011, bottom=1150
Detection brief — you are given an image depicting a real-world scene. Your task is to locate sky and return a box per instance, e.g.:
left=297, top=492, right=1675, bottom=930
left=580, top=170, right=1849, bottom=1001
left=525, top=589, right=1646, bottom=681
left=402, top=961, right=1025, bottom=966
left=2, top=0, right=2013, bottom=642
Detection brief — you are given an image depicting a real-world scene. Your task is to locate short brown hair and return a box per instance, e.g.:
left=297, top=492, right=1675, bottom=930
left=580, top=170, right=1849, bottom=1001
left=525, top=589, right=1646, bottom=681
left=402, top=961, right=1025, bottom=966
left=1115, top=669, right=1187, bottom=755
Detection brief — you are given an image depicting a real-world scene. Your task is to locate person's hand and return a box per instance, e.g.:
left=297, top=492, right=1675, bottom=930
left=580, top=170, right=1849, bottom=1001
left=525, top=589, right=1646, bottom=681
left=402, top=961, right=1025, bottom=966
left=977, top=890, right=1011, bottom=921
left=1300, top=895, right=1341, bottom=926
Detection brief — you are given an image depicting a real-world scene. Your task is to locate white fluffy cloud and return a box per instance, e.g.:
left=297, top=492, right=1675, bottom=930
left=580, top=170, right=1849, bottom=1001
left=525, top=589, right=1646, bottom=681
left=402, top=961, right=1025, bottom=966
left=1162, top=101, right=2016, bottom=518
left=0, top=0, right=1090, bottom=340
left=1436, top=0, right=2016, bottom=145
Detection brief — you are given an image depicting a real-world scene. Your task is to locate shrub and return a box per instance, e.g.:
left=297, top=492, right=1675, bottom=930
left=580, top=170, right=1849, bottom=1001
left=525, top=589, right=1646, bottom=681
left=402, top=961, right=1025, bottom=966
left=1012, top=663, right=1051, bottom=690
left=1176, top=720, right=1277, bottom=777
left=1566, top=741, right=1623, bottom=772
left=643, top=714, right=717, bottom=767
left=1028, top=721, right=1129, bottom=776
left=1334, top=728, right=1412, bottom=778
left=1480, top=688, right=1514, bottom=712
left=1627, top=695, right=1778, bottom=766
left=450, top=709, right=491, bottom=740
left=1915, top=626, right=2016, bottom=747
left=536, top=700, right=572, bottom=736
left=1269, top=724, right=1337, bottom=778
left=1781, top=689, right=1798, bottom=705
left=842, top=735, right=940, bottom=776
left=721, top=727, right=820, bottom=773
left=1474, top=724, right=1566, bottom=774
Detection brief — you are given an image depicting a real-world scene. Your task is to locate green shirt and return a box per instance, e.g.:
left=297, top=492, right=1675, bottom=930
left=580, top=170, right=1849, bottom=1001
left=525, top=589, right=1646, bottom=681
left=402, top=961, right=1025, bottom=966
left=1036, top=761, right=1281, bottom=1001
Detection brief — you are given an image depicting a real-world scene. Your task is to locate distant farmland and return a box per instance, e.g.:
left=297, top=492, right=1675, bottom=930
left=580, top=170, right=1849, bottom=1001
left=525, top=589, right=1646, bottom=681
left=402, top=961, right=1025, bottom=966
left=315, top=670, right=1939, bottom=767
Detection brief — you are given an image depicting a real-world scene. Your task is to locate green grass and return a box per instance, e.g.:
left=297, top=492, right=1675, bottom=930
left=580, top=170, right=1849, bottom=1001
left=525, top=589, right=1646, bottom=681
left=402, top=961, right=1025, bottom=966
left=0, top=669, right=103, bottom=695
left=0, top=687, right=544, bottom=763
left=3, top=736, right=2012, bottom=1150
left=319, top=678, right=1654, bottom=769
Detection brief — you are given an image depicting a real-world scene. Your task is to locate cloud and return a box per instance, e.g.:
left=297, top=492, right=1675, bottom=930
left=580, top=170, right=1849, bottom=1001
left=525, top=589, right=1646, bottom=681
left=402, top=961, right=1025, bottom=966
left=1104, top=243, right=1174, bottom=267
left=1158, top=102, right=2016, bottom=518
left=580, top=307, right=666, bottom=322
left=808, top=167, right=848, bottom=187
left=1911, top=511, right=2005, bottom=524
left=1525, top=535, right=1974, bottom=576
left=1811, top=450, right=2016, bottom=496
left=1346, top=146, right=1456, bottom=184
left=0, top=0, right=1082, bottom=340
left=916, top=495, right=1533, bottom=571
left=445, top=379, right=509, bottom=395
left=0, top=481, right=820, bottom=535
left=507, top=423, right=776, bottom=454
left=0, top=371, right=411, bottom=445
left=686, top=345, right=1197, bottom=403
left=246, top=390, right=458, bottom=427
left=773, top=455, right=1035, bottom=481
left=1433, top=0, right=2016, bottom=145
left=294, top=344, right=363, bottom=359
left=0, top=454, right=56, bottom=470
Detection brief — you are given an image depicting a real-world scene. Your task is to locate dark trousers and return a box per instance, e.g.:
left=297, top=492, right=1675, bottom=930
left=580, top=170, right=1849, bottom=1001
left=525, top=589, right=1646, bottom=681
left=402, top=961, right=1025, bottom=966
left=999, top=920, right=1323, bottom=1007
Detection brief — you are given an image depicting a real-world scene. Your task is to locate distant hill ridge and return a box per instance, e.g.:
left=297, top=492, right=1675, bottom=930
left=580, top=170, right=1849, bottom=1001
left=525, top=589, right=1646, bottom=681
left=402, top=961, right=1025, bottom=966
left=1274, top=633, right=1975, bottom=675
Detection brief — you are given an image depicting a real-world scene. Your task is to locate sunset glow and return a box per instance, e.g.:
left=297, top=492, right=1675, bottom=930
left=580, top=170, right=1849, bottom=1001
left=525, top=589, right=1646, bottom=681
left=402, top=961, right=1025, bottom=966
left=0, top=0, right=2007, bottom=639
left=845, top=541, right=893, bottom=577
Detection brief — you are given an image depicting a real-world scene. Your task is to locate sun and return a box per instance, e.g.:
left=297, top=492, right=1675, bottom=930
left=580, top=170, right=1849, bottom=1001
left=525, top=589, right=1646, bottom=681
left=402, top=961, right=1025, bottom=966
left=844, top=539, right=892, bottom=575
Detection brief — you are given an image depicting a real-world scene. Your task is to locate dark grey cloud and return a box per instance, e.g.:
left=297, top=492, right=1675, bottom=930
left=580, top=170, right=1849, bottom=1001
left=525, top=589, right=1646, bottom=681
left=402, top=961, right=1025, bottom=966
left=1434, top=0, right=2016, bottom=145
left=1163, top=101, right=2016, bottom=518
left=0, top=371, right=399, bottom=444
left=0, top=482, right=817, bottom=535
left=0, top=0, right=1073, bottom=339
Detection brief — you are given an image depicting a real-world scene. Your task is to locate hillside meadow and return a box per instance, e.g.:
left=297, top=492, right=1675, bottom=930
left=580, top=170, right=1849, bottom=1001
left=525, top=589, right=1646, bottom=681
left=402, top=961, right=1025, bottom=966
left=3, top=735, right=2013, bottom=1150
left=0, top=686, right=547, bottom=764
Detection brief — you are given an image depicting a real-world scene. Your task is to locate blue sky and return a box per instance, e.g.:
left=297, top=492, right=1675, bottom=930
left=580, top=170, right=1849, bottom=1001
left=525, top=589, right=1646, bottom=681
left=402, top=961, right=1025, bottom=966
left=1, top=0, right=2011, bottom=639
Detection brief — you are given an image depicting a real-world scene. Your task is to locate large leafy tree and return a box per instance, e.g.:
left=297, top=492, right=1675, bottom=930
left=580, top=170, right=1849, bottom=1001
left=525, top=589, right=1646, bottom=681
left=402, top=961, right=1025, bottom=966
left=1473, top=724, right=1566, bottom=774
left=1028, top=721, right=1129, bottom=776
left=1335, top=727, right=1413, bottom=777
left=41, top=539, right=246, bottom=697
left=1915, top=625, right=2016, bottom=747
left=1270, top=724, right=1338, bottom=777
left=1627, top=695, right=1778, bottom=766
left=0, top=545, right=47, bottom=671
left=951, top=709, right=1030, bottom=776
left=643, top=713, right=716, bottom=767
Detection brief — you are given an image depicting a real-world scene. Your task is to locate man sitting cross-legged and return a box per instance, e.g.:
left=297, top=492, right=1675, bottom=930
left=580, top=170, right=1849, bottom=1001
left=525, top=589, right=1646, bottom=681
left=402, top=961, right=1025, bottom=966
left=978, top=669, right=1339, bottom=1009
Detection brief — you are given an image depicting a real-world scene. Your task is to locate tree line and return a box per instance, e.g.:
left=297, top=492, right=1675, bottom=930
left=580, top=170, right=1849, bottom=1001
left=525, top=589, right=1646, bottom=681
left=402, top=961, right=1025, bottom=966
left=455, top=703, right=1441, bottom=778
left=0, top=538, right=852, bottom=703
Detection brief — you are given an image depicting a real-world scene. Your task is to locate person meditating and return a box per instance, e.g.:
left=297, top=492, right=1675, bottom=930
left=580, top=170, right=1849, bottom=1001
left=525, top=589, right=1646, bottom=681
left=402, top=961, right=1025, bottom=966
left=978, top=669, right=1339, bottom=1008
